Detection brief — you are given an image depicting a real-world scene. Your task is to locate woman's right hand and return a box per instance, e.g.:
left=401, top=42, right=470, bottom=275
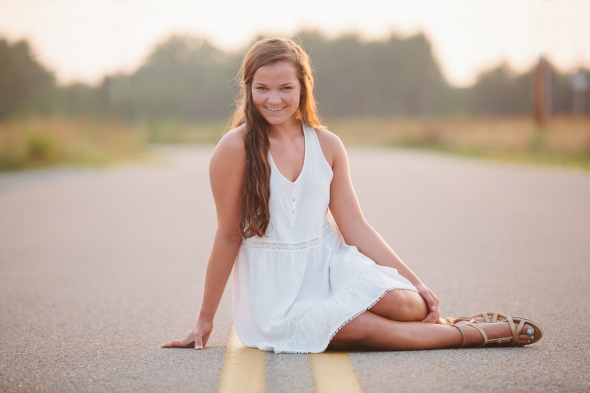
left=161, top=319, right=214, bottom=350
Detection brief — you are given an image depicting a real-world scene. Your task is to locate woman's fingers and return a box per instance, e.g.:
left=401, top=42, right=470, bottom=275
left=161, top=339, right=189, bottom=348
left=429, top=300, right=441, bottom=323
left=423, top=309, right=440, bottom=324
left=419, top=290, right=441, bottom=324
left=200, top=329, right=212, bottom=348
left=421, top=310, right=438, bottom=323
left=420, top=311, right=433, bottom=323
left=420, top=289, right=436, bottom=312
left=433, top=307, right=441, bottom=323
left=192, top=329, right=204, bottom=350
left=432, top=296, right=441, bottom=323
left=416, top=287, right=436, bottom=323
left=425, top=293, right=436, bottom=312
left=162, top=331, right=197, bottom=348
left=162, top=328, right=210, bottom=350
left=429, top=308, right=439, bottom=323
left=426, top=290, right=442, bottom=323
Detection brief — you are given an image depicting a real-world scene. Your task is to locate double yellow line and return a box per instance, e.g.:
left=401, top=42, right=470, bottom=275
left=218, top=325, right=364, bottom=393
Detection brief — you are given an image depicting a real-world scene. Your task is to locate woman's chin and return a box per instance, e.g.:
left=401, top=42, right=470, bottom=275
left=263, top=113, right=298, bottom=127
left=265, top=118, right=286, bottom=125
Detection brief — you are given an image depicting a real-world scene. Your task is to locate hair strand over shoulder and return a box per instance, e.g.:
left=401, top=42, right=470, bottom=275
left=228, top=37, right=323, bottom=239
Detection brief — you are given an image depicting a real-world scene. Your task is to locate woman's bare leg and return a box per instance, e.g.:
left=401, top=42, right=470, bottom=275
left=328, top=311, right=459, bottom=351
left=327, top=310, right=536, bottom=351
left=368, top=289, right=428, bottom=322
left=368, top=289, right=449, bottom=324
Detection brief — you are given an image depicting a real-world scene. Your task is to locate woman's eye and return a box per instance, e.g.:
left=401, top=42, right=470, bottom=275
left=255, top=86, right=292, bottom=91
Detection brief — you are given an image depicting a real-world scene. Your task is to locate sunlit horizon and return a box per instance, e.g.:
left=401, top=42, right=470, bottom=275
left=1, top=0, right=588, bottom=87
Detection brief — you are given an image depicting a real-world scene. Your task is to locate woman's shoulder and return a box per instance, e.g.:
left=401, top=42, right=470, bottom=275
left=219, top=124, right=246, bottom=150
left=311, top=125, right=345, bottom=148
left=210, top=124, right=246, bottom=166
left=311, top=125, right=346, bottom=167
left=214, top=124, right=246, bottom=155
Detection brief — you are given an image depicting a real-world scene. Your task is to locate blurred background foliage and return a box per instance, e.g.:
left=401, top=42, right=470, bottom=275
left=0, top=30, right=589, bottom=170
left=3, top=30, right=589, bottom=122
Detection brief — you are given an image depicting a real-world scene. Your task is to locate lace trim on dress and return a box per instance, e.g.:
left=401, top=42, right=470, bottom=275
left=242, top=216, right=337, bottom=250
left=274, top=286, right=411, bottom=354
left=274, top=262, right=371, bottom=351
left=273, top=261, right=418, bottom=354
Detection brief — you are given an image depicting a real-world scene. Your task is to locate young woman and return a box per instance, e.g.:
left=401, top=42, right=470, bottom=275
left=162, top=38, right=543, bottom=353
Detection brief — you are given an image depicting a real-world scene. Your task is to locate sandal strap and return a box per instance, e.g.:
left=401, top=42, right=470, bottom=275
left=482, top=313, right=492, bottom=322
left=450, top=323, right=466, bottom=348
left=453, top=312, right=509, bottom=324
left=472, top=312, right=502, bottom=322
left=463, top=321, right=518, bottom=347
left=511, top=318, right=526, bottom=345
left=464, top=322, right=488, bottom=345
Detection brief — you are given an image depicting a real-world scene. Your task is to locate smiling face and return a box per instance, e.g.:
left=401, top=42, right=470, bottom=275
left=251, top=60, right=301, bottom=127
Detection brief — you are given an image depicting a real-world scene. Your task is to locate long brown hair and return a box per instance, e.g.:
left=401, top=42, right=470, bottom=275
left=229, top=37, right=323, bottom=239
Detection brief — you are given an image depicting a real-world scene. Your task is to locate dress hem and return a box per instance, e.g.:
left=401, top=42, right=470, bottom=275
left=273, top=285, right=418, bottom=354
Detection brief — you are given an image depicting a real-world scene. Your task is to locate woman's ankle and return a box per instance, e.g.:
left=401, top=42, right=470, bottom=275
left=455, top=323, right=485, bottom=347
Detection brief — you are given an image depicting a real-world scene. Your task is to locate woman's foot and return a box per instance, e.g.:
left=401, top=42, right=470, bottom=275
left=455, top=319, right=536, bottom=347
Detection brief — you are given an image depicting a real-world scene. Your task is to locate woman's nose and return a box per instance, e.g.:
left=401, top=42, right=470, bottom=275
left=267, top=93, right=281, bottom=104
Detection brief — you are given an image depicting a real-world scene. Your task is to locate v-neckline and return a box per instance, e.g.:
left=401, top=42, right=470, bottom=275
left=268, top=125, right=307, bottom=185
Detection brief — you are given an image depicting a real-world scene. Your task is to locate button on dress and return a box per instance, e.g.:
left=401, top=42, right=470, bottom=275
left=231, top=123, right=418, bottom=353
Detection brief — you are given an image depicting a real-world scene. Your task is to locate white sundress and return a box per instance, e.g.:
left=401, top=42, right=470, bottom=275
left=231, top=123, right=418, bottom=354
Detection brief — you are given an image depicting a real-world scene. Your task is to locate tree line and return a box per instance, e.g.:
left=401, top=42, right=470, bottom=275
left=1, top=30, right=588, bottom=122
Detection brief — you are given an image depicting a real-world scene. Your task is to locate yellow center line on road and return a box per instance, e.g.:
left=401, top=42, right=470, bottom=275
left=218, top=325, right=266, bottom=393
left=218, top=324, right=363, bottom=393
left=309, top=351, right=364, bottom=393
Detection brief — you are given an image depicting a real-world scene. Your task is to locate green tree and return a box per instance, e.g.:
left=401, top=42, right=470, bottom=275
left=0, top=39, right=57, bottom=119
left=128, top=35, right=240, bottom=122
left=470, top=62, right=531, bottom=115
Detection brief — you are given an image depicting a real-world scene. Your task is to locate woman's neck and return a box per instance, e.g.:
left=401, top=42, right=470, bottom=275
left=268, top=117, right=302, bottom=140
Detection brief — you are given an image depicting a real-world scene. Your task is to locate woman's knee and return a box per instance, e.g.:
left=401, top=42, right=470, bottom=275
left=370, top=289, right=428, bottom=322
left=399, top=290, right=429, bottom=321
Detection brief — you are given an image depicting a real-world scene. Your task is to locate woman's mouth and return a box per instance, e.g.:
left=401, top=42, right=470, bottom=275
left=265, top=107, right=285, bottom=112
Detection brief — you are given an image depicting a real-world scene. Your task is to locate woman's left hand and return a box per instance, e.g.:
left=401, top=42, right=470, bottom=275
left=414, top=284, right=440, bottom=323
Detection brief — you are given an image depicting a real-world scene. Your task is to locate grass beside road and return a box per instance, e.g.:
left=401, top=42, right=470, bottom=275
left=392, top=142, right=590, bottom=170
left=327, top=116, right=590, bottom=171
left=0, top=116, right=151, bottom=171
left=1, top=116, right=589, bottom=171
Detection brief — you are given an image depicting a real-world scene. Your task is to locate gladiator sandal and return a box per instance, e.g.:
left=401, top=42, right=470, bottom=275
left=448, top=314, right=543, bottom=347
left=451, top=312, right=505, bottom=323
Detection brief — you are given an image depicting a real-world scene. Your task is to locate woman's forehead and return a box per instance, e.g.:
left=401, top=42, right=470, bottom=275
left=253, top=61, right=298, bottom=84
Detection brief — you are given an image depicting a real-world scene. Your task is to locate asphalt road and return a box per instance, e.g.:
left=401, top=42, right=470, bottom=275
left=1, top=145, right=589, bottom=392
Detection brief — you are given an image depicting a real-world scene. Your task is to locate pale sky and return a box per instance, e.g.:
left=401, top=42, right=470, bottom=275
left=0, top=0, right=588, bottom=87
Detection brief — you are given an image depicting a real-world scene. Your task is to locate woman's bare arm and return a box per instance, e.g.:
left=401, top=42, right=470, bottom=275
left=197, top=127, right=246, bottom=323
left=162, top=126, right=246, bottom=349
left=320, top=129, right=440, bottom=322
left=321, top=131, right=418, bottom=283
